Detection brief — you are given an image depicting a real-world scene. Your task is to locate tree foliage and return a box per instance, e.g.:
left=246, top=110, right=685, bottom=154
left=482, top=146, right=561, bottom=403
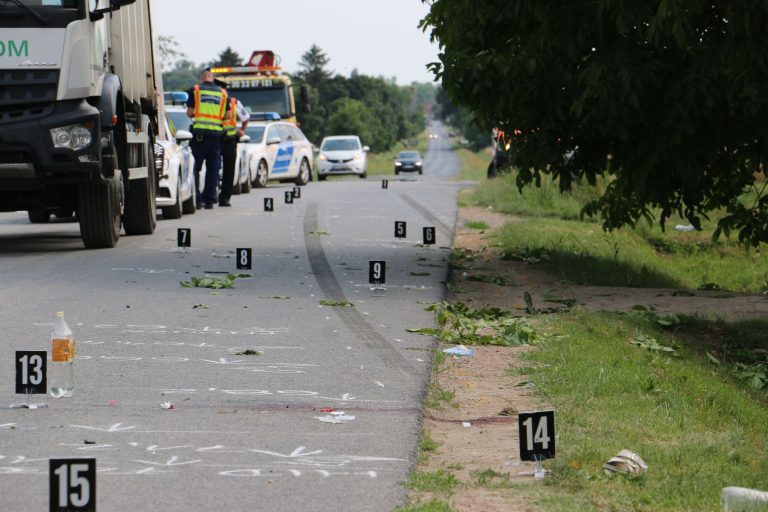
left=212, top=47, right=242, bottom=67
left=294, top=45, right=430, bottom=151
left=422, top=1, right=768, bottom=245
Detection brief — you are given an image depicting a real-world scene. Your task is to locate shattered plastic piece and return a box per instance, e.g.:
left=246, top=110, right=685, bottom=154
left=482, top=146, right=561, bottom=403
left=108, top=400, right=116, bottom=407
left=316, top=412, right=356, bottom=424
left=161, top=401, right=175, bottom=410
left=603, top=449, right=648, bottom=475
left=721, top=487, right=768, bottom=511
left=443, top=345, right=476, bottom=357
left=674, top=224, right=695, bottom=232
left=462, top=421, right=472, bottom=428
left=319, top=408, right=337, bottom=413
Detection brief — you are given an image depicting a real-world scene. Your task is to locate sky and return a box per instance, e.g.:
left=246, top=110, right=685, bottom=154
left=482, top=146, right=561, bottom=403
left=154, top=0, right=441, bottom=85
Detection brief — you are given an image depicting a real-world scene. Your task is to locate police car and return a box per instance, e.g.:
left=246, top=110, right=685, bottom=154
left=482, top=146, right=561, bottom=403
left=239, top=115, right=314, bottom=189
left=158, top=100, right=198, bottom=218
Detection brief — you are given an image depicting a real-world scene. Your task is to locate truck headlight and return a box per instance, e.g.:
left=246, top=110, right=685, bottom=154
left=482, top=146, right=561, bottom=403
left=50, top=125, right=93, bottom=151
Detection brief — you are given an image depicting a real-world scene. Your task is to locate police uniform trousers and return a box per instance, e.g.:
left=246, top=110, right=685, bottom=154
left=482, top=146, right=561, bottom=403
left=190, top=133, right=222, bottom=206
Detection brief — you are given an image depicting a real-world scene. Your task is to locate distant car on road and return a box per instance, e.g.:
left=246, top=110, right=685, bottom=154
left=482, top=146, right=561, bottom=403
left=395, top=150, right=423, bottom=175
left=316, top=135, right=369, bottom=180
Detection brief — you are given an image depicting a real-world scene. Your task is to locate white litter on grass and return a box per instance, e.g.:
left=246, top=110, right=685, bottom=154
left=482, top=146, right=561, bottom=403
left=443, top=345, right=476, bottom=357
left=675, top=224, right=695, bottom=232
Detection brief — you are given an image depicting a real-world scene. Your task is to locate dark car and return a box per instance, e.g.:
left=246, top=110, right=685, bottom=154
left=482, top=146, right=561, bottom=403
left=395, top=151, right=423, bottom=175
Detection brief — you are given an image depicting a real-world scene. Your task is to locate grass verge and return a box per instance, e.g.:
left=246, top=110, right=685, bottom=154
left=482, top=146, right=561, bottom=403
left=523, top=309, right=768, bottom=511
left=467, top=171, right=768, bottom=293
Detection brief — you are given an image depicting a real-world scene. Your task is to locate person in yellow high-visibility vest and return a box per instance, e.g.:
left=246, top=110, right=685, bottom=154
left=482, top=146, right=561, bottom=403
left=186, top=68, right=231, bottom=209
left=217, top=88, right=250, bottom=207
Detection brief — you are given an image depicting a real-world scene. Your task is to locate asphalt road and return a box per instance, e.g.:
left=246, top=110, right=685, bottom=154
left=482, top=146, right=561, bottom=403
left=0, top=123, right=463, bottom=511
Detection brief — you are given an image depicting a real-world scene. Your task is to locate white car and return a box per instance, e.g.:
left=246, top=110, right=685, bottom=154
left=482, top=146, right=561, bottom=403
left=240, top=121, right=314, bottom=188
left=316, top=135, right=369, bottom=180
left=158, top=106, right=198, bottom=218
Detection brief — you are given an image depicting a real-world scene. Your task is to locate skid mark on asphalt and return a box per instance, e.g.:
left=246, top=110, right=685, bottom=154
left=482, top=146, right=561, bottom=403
left=398, top=193, right=455, bottom=242
left=304, top=203, right=418, bottom=380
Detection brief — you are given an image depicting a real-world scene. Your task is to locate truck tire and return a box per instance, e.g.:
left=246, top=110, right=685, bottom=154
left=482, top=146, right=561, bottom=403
left=78, top=176, right=122, bottom=249
left=162, top=177, right=183, bottom=219
left=123, top=120, right=157, bottom=235
left=28, top=208, right=50, bottom=223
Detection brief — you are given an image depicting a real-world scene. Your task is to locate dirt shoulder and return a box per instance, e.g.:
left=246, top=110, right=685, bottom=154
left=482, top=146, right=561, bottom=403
left=408, top=205, right=768, bottom=511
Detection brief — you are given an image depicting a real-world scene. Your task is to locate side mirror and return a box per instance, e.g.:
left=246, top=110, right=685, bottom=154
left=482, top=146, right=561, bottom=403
left=267, top=136, right=282, bottom=145
left=239, top=135, right=251, bottom=143
left=91, top=0, right=135, bottom=20
left=175, top=130, right=193, bottom=142
left=300, top=84, right=310, bottom=114
left=363, top=146, right=370, bottom=152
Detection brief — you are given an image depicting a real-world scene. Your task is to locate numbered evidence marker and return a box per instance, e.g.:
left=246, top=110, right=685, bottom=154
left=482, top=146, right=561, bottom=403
left=292, top=186, right=301, bottom=199
left=177, top=228, right=191, bottom=248
left=382, top=179, right=389, bottom=189
left=369, top=261, right=386, bottom=286
left=394, top=221, right=407, bottom=239
left=16, top=351, right=47, bottom=395
left=50, top=459, right=96, bottom=512
left=264, top=197, right=274, bottom=212
left=423, top=226, right=436, bottom=245
left=518, top=411, right=556, bottom=463
left=236, top=248, right=253, bottom=271
left=284, top=190, right=294, bottom=204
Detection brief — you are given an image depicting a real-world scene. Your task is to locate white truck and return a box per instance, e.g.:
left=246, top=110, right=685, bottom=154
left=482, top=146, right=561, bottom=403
left=0, top=0, right=164, bottom=248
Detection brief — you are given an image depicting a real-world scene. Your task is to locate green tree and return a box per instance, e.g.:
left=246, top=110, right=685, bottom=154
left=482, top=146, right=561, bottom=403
left=162, top=59, right=199, bottom=92
left=296, top=44, right=333, bottom=88
left=325, top=98, right=377, bottom=149
left=158, top=35, right=185, bottom=71
left=422, top=1, right=768, bottom=245
left=212, top=47, right=242, bottom=67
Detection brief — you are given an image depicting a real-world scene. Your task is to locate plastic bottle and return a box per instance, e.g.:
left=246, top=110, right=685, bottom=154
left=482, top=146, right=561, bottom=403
left=722, top=487, right=768, bottom=511
left=50, top=312, right=75, bottom=398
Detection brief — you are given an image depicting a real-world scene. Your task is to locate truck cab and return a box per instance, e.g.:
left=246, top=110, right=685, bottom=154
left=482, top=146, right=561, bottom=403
left=0, top=0, right=163, bottom=248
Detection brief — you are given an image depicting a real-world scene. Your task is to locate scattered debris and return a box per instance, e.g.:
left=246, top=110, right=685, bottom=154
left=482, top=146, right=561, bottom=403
left=316, top=411, right=356, bottom=424
left=443, top=345, right=476, bottom=357
left=108, top=400, right=116, bottom=407
left=410, top=272, right=431, bottom=276
left=462, top=421, right=472, bottom=428
left=307, top=231, right=330, bottom=236
left=499, top=407, right=517, bottom=416
left=193, top=304, right=210, bottom=309
left=84, top=440, right=96, bottom=445
left=231, top=349, right=261, bottom=356
left=161, top=401, right=175, bottom=410
left=319, top=299, right=354, bottom=307
left=603, top=449, right=648, bottom=475
left=180, top=273, right=253, bottom=289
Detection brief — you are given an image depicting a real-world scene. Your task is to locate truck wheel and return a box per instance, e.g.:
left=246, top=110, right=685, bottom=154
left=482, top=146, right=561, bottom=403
left=254, top=160, right=268, bottom=188
left=28, top=208, right=51, bottom=223
left=294, top=159, right=311, bottom=186
left=162, top=177, right=183, bottom=219
left=78, top=176, right=122, bottom=249
left=123, top=121, right=157, bottom=235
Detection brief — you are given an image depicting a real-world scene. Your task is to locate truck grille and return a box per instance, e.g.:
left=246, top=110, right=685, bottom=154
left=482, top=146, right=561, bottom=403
left=0, top=70, right=59, bottom=125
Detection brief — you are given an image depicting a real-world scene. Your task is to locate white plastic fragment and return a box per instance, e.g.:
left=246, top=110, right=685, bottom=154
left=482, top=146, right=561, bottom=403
left=316, top=411, right=356, bottom=424
left=443, top=345, right=476, bottom=357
